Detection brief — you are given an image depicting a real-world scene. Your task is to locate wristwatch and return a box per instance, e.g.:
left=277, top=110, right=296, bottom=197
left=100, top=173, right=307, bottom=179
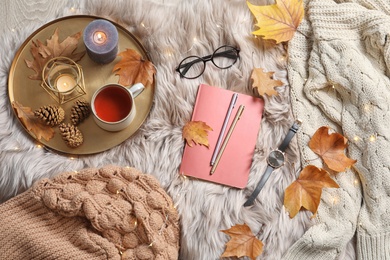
left=244, top=120, right=302, bottom=207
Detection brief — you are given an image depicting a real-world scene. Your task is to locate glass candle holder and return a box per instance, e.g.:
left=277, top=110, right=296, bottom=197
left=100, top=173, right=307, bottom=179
left=41, top=57, right=86, bottom=104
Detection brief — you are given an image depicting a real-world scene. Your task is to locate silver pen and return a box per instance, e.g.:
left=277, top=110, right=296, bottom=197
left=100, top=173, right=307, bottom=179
left=210, top=93, right=238, bottom=166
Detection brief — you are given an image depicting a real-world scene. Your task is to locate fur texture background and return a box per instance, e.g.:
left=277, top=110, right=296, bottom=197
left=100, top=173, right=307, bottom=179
left=0, top=0, right=354, bottom=259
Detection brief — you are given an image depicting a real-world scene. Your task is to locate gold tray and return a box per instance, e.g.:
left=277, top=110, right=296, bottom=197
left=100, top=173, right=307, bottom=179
left=8, top=15, right=155, bottom=155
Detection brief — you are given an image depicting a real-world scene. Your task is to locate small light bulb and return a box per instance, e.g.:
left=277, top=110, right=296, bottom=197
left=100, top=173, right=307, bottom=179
left=369, top=135, right=376, bottom=142
left=332, top=196, right=339, bottom=205
left=363, top=103, right=372, bottom=112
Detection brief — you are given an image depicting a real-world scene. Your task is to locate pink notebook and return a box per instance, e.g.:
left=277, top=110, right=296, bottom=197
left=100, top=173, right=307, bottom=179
left=179, top=84, right=264, bottom=188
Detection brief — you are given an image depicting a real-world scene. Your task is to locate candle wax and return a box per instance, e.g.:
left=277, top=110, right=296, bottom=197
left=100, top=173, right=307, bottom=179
left=56, top=74, right=76, bottom=92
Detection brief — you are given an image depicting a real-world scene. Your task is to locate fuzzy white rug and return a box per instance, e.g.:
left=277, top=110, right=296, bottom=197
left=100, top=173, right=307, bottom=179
left=0, top=0, right=355, bottom=259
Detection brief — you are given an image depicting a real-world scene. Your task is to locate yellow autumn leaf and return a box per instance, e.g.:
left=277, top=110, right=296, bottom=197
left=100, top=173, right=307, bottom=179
left=247, top=0, right=304, bottom=43
left=251, top=68, right=284, bottom=96
left=182, top=121, right=213, bottom=147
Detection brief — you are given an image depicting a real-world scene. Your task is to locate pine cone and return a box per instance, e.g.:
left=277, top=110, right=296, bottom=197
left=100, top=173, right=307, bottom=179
left=34, top=105, right=65, bottom=126
left=71, top=99, right=91, bottom=125
left=59, top=123, right=83, bottom=148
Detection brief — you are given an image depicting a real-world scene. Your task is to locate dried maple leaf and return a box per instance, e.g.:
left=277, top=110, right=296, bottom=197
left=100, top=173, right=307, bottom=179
left=284, top=165, right=339, bottom=218
left=182, top=121, right=213, bottom=147
left=309, top=126, right=357, bottom=172
left=113, top=48, right=156, bottom=87
left=247, top=0, right=304, bottom=43
left=251, top=68, right=284, bottom=96
left=221, top=223, right=263, bottom=260
left=12, top=101, right=55, bottom=141
left=25, top=28, right=86, bottom=80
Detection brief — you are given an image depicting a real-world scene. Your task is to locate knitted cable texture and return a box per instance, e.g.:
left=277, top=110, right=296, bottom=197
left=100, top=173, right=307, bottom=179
left=283, top=0, right=390, bottom=259
left=0, top=165, right=180, bottom=260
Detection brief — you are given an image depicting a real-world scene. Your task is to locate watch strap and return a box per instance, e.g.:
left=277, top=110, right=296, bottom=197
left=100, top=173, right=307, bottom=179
left=244, top=120, right=302, bottom=207
left=243, top=165, right=274, bottom=207
left=278, top=120, right=302, bottom=152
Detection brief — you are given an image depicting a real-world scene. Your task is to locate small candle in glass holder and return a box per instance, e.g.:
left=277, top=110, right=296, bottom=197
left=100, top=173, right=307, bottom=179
left=41, top=57, right=86, bottom=104
left=56, top=74, right=77, bottom=92
left=83, top=19, right=119, bottom=64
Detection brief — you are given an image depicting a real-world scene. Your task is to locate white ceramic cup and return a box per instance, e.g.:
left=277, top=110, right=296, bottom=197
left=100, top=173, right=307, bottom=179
left=91, top=83, right=145, bottom=131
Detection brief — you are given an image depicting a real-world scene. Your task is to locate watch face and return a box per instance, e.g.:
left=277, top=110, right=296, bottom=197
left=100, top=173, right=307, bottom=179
left=267, top=150, right=285, bottom=168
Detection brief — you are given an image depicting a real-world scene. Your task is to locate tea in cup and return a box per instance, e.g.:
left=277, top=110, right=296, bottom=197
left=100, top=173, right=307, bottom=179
left=91, top=83, right=144, bottom=131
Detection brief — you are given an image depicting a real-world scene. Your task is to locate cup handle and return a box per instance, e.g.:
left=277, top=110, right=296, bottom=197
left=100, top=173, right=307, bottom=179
left=128, top=83, right=145, bottom=98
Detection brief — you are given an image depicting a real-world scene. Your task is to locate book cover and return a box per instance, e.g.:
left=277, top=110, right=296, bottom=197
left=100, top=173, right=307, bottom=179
left=179, top=84, right=264, bottom=188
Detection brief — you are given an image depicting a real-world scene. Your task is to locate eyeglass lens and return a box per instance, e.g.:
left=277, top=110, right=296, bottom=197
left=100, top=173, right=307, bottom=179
left=177, top=45, right=239, bottom=79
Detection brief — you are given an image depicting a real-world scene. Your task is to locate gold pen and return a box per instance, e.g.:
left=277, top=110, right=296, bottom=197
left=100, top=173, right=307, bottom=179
left=210, top=105, right=245, bottom=175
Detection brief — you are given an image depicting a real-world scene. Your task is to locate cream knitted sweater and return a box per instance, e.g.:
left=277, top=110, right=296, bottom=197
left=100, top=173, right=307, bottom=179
left=283, top=0, right=390, bottom=259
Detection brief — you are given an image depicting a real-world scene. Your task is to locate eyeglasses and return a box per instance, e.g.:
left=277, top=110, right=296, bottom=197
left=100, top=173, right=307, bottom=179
left=176, top=45, right=240, bottom=79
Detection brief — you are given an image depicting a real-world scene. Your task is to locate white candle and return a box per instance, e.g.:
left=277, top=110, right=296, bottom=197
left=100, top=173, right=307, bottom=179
left=56, top=74, right=76, bottom=93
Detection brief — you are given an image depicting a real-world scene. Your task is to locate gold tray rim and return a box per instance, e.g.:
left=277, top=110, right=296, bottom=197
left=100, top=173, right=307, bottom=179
left=8, top=15, right=155, bottom=156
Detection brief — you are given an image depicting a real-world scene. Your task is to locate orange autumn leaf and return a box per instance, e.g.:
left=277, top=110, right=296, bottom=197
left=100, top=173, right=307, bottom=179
left=12, top=101, right=55, bottom=141
left=247, top=0, right=304, bottom=43
left=182, top=121, right=213, bottom=148
left=284, top=165, right=339, bottom=218
left=25, top=28, right=86, bottom=80
left=221, top=223, right=263, bottom=260
left=251, top=68, right=284, bottom=96
left=309, top=126, right=357, bottom=172
left=113, top=48, right=156, bottom=87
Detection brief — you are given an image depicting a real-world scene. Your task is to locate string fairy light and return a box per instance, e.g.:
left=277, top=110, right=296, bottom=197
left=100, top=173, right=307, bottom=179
left=363, top=103, right=373, bottom=113
left=148, top=213, right=170, bottom=248
left=332, top=194, right=340, bottom=205
left=369, top=134, right=377, bottom=142
left=164, top=48, right=175, bottom=58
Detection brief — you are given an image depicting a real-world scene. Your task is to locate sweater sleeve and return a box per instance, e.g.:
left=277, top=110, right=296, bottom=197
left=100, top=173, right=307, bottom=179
left=284, top=0, right=390, bottom=259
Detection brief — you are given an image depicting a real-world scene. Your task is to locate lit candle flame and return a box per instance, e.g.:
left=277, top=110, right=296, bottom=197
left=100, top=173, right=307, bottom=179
left=93, top=31, right=107, bottom=44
